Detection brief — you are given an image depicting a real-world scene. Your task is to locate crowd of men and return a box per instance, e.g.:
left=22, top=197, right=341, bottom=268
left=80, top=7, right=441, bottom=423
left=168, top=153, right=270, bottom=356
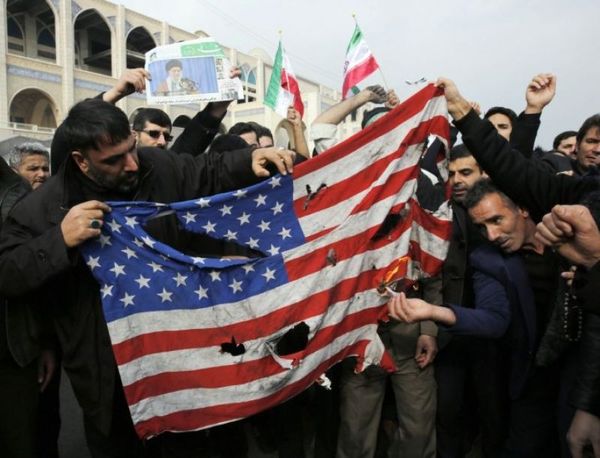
left=0, top=67, right=599, bottom=458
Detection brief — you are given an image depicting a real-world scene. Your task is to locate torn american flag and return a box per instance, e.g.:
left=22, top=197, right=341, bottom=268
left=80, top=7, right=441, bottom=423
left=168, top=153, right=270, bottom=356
left=80, top=84, right=452, bottom=439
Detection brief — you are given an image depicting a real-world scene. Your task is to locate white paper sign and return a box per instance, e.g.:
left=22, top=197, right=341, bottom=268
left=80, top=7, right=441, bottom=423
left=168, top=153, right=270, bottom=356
left=145, top=38, right=244, bottom=105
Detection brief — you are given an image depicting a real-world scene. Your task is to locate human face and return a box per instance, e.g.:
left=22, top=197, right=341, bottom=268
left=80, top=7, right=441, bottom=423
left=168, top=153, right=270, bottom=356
left=468, top=193, right=530, bottom=253
left=136, top=121, right=172, bottom=149
left=487, top=113, right=513, bottom=140
left=239, top=131, right=258, bottom=147
left=258, top=135, right=274, bottom=148
left=448, top=156, right=484, bottom=203
left=168, top=66, right=182, bottom=82
left=576, top=127, right=600, bottom=170
left=556, top=135, right=576, bottom=157
left=15, top=154, right=49, bottom=189
left=72, top=134, right=140, bottom=194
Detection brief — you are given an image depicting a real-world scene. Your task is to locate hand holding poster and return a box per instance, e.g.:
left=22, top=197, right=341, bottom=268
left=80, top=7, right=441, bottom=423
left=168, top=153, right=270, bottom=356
left=145, top=38, right=244, bottom=105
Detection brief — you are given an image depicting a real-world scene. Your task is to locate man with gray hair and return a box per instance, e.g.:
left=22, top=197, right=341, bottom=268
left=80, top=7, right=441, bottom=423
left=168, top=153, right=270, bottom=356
left=7, top=142, right=50, bottom=190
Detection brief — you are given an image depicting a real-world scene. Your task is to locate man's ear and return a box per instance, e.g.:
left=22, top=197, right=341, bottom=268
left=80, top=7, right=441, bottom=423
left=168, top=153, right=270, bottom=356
left=71, top=151, right=89, bottom=174
left=518, top=207, right=529, bottom=219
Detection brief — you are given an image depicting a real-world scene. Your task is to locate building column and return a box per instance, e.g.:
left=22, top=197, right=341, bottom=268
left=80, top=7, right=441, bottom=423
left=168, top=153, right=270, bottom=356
left=0, top=0, right=9, bottom=124
left=59, top=0, right=74, bottom=119
left=114, top=4, right=127, bottom=113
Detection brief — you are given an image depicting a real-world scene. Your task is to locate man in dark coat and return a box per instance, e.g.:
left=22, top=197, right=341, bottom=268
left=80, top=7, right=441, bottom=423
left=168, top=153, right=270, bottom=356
left=0, top=98, right=294, bottom=457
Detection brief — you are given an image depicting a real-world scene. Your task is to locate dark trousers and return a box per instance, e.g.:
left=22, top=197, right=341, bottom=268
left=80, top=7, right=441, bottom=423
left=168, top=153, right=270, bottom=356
left=37, top=365, right=61, bottom=458
left=435, top=338, right=509, bottom=458
left=500, top=365, right=560, bottom=458
left=0, top=356, right=39, bottom=458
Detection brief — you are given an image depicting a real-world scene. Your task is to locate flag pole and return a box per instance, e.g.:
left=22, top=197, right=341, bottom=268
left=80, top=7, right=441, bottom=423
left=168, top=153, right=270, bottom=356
left=352, top=13, right=389, bottom=91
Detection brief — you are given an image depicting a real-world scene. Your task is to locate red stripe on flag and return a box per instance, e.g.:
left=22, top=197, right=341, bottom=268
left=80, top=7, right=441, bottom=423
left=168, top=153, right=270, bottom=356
left=342, top=55, right=379, bottom=98
left=281, top=69, right=304, bottom=118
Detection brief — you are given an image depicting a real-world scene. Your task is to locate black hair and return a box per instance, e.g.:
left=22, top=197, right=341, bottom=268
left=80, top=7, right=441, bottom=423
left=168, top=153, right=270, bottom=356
left=484, top=106, right=518, bottom=126
left=59, top=98, right=132, bottom=157
left=449, top=144, right=475, bottom=162
left=228, top=122, right=258, bottom=137
left=361, top=107, right=390, bottom=129
left=463, top=178, right=516, bottom=211
left=247, top=122, right=273, bottom=141
left=576, top=114, right=600, bottom=144
left=132, top=108, right=172, bottom=131
left=553, top=130, right=578, bottom=149
left=208, top=134, right=251, bottom=155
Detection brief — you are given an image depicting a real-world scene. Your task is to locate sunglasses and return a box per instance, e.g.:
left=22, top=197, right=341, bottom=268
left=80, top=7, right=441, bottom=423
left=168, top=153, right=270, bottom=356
left=140, top=129, right=173, bottom=142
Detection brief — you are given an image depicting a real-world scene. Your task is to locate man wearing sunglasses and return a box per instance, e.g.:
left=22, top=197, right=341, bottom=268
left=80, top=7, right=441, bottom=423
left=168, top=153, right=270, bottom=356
left=132, top=108, right=173, bottom=149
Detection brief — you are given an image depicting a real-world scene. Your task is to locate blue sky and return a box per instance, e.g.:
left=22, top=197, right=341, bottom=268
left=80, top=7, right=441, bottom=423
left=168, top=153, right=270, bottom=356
left=119, top=0, right=600, bottom=148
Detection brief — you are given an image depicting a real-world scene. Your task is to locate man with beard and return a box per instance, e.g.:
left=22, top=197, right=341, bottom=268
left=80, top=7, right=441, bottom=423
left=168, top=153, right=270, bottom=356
left=0, top=98, right=295, bottom=457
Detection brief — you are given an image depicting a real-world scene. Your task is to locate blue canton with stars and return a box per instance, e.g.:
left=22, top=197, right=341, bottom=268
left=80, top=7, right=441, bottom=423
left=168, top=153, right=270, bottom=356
left=80, top=175, right=306, bottom=323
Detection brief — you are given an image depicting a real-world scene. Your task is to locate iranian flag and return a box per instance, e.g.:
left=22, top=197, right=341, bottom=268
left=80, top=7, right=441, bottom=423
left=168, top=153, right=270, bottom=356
left=265, top=41, right=304, bottom=118
left=342, top=24, right=380, bottom=99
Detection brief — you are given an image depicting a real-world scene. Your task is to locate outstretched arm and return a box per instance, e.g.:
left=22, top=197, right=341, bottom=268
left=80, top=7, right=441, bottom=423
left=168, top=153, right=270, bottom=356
left=313, top=85, right=386, bottom=126
left=435, top=77, right=598, bottom=221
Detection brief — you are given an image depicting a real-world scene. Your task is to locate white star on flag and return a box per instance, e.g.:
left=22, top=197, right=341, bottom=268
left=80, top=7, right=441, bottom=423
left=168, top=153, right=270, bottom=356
left=135, top=275, right=150, bottom=289
left=121, top=247, right=138, bottom=259
left=224, top=230, right=238, bottom=241
left=219, top=205, right=233, bottom=216
left=98, top=234, right=112, bottom=248
left=157, top=288, right=173, bottom=303
left=209, top=271, right=221, bottom=282
left=246, top=237, right=260, bottom=249
left=195, top=286, right=208, bottom=300
left=86, top=256, right=101, bottom=270
left=173, top=273, right=188, bottom=287
left=233, top=189, right=247, bottom=199
left=183, top=212, right=196, bottom=223
left=254, top=194, right=267, bottom=206
left=237, top=212, right=250, bottom=225
left=258, top=220, right=271, bottom=232
left=101, top=284, right=113, bottom=298
left=107, top=219, right=122, bottom=233
left=120, top=292, right=135, bottom=307
left=228, top=279, right=243, bottom=293
left=278, top=227, right=292, bottom=240
left=124, top=216, right=138, bottom=228
left=271, top=202, right=284, bottom=215
left=109, top=262, right=126, bottom=277
left=202, top=221, right=216, bottom=233
left=262, top=267, right=276, bottom=282
left=147, top=262, right=164, bottom=273
left=195, top=198, right=210, bottom=208
left=269, top=176, right=281, bottom=188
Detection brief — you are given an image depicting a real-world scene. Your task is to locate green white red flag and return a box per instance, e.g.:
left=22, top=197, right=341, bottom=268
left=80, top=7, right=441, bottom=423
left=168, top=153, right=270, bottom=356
left=265, top=41, right=304, bottom=118
left=342, top=24, right=380, bottom=99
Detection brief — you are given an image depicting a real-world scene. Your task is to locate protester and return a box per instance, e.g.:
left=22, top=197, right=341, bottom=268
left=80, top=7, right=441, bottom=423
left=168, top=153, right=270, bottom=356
left=0, top=98, right=295, bottom=457
left=132, top=108, right=173, bottom=149
left=6, top=142, right=50, bottom=190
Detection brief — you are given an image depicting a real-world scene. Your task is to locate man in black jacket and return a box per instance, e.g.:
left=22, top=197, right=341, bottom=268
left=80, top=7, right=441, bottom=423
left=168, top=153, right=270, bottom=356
left=0, top=158, right=57, bottom=457
left=436, top=76, right=600, bottom=457
left=0, top=98, right=294, bottom=457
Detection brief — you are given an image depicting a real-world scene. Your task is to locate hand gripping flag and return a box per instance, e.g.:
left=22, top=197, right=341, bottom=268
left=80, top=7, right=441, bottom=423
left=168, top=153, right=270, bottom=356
left=81, top=84, right=452, bottom=439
